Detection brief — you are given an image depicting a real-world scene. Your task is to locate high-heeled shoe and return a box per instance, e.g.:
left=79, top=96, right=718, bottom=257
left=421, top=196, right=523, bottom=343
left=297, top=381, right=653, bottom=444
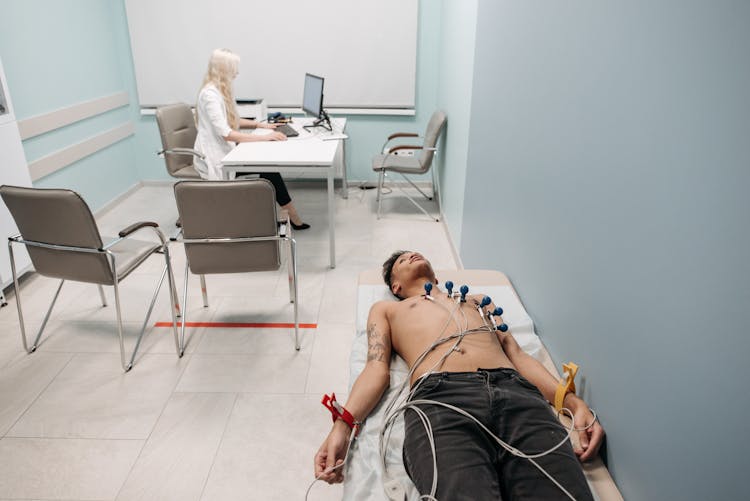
left=291, top=222, right=311, bottom=230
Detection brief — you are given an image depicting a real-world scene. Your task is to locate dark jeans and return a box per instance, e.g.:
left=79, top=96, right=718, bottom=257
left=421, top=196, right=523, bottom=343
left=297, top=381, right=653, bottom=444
left=403, top=368, right=593, bottom=501
left=238, top=172, right=292, bottom=206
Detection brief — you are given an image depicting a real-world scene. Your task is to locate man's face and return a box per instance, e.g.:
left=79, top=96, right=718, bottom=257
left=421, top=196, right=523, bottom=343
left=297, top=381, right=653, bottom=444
left=390, top=251, right=435, bottom=297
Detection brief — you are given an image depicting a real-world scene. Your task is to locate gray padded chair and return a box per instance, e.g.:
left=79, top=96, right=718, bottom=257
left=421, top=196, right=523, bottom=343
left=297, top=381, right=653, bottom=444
left=372, top=110, right=447, bottom=221
left=0, top=185, right=182, bottom=372
left=172, top=179, right=300, bottom=350
left=155, top=103, right=203, bottom=180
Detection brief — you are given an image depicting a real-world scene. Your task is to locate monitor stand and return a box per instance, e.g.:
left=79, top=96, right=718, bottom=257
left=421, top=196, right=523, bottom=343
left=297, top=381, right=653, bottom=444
left=303, top=110, right=332, bottom=132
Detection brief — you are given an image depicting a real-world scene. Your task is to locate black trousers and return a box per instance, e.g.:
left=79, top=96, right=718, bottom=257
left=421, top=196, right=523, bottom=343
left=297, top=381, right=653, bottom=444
left=238, top=172, right=292, bottom=206
left=403, top=368, right=594, bottom=501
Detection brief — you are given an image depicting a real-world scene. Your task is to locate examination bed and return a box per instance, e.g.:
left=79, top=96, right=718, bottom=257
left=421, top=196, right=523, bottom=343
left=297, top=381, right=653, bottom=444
left=344, top=269, right=623, bottom=501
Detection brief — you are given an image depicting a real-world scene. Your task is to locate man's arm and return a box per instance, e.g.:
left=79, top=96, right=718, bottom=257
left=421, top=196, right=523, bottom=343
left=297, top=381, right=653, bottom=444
left=498, top=325, right=605, bottom=462
left=314, top=301, right=392, bottom=483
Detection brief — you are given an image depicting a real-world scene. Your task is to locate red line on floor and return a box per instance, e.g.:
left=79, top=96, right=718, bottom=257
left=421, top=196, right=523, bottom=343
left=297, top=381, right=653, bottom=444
left=153, top=321, right=317, bottom=329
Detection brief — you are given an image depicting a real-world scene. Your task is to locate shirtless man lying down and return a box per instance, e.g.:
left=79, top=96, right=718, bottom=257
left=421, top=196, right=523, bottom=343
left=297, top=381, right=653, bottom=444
left=315, top=251, right=604, bottom=500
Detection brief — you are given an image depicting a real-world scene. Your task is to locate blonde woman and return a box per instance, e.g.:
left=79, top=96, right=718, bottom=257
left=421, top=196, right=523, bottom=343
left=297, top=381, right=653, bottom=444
left=194, top=48, right=309, bottom=229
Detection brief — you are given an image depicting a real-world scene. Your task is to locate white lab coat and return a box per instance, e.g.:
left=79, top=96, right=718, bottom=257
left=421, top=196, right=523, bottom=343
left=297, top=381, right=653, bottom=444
left=193, top=83, right=234, bottom=180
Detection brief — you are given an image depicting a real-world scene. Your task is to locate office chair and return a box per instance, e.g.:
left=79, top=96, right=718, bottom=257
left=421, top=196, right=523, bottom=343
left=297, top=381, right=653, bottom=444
left=0, top=185, right=182, bottom=372
left=372, top=110, right=447, bottom=221
left=155, top=103, right=203, bottom=180
left=172, top=179, right=300, bottom=350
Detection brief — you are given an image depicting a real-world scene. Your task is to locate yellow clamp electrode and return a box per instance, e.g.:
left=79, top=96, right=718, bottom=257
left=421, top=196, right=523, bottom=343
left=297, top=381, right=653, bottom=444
left=554, top=362, right=579, bottom=411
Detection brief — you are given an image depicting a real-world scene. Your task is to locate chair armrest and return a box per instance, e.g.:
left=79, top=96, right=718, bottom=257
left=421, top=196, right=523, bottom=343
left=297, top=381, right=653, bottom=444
left=387, top=132, right=419, bottom=141
left=157, top=147, right=206, bottom=160
left=381, top=133, right=422, bottom=153
left=387, top=144, right=423, bottom=154
left=118, top=221, right=159, bottom=238
left=111, top=222, right=168, bottom=249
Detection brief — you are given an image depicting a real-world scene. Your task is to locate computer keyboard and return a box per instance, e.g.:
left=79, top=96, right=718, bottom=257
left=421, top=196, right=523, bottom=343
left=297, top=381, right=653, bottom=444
left=274, top=124, right=299, bottom=137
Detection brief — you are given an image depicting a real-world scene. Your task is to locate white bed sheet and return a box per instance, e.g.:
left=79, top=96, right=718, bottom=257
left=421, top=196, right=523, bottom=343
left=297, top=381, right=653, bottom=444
left=344, top=283, right=543, bottom=501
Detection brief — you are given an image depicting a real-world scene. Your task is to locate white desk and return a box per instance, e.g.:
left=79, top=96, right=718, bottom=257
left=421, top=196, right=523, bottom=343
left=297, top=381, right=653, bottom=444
left=221, top=117, right=347, bottom=268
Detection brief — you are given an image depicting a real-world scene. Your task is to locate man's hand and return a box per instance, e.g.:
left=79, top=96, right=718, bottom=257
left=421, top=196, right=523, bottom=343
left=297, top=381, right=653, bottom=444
left=313, top=303, right=392, bottom=484
left=563, top=393, right=605, bottom=462
left=314, top=420, right=351, bottom=483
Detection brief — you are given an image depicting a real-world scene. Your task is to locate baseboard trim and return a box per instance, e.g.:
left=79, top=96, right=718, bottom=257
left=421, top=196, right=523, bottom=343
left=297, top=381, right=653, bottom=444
left=93, top=181, right=144, bottom=217
left=440, top=216, right=463, bottom=269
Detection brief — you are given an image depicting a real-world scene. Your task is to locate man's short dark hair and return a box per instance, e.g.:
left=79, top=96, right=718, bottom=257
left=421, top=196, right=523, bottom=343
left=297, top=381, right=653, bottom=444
left=382, top=250, right=408, bottom=299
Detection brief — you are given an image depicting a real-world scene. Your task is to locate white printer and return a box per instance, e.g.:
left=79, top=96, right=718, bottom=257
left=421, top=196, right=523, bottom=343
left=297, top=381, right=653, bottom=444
left=236, top=99, right=267, bottom=121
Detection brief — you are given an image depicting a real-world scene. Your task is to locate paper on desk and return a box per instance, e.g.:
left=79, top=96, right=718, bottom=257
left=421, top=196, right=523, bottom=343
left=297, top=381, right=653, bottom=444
left=320, top=133, right=348, bottom=141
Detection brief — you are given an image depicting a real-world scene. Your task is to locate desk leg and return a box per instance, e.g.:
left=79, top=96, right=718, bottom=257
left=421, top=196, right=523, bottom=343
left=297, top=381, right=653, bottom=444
left=328, top=170, right=336, bottom=268
left=340, top=140, right=348, bottom=200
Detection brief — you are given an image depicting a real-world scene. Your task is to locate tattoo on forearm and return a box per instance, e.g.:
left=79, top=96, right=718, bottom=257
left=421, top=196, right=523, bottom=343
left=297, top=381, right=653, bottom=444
left=367, top=322, right=390, bottom=363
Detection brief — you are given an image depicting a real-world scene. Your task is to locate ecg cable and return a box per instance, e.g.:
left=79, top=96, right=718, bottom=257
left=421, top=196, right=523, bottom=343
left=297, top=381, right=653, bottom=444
left=377, top=284, right=582, bottom=501
left=304, top=423, right=358, bottom=501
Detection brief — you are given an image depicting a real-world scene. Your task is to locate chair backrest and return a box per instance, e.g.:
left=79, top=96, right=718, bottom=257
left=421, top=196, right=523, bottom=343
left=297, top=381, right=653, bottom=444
left=0, top=185, right=115, bottom=284
left=155, top=103, right=199, bottom=178
left=419, top=110, right=448, bottom=169
left=174, top=180, right=281, bottom=275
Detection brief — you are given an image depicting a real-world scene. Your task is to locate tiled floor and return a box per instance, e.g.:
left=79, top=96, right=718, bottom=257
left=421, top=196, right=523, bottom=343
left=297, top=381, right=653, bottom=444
left=0, top=182, right=457, bottom=501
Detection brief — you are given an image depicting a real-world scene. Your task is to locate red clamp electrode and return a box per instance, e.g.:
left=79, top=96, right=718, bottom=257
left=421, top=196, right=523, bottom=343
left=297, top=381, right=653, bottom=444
left=322, top=393, right=360, bottom=436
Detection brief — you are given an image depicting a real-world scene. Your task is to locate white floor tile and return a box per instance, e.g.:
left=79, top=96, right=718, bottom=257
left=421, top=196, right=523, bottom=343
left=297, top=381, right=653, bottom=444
left=8, top=354, right=186, bottom=439
left=0, top=437, right=143, bottom=499
left=306, top=323, right=354, bottom=395
left=4, top=276, right=89, bottom=325
left=0, top=321, right=24, bottom=370
left=194, top=326, right=314, bottom=355
left=55, top=274, right=176, bottom=324
left=200, top=394, right=343, bottom=501
left=176, top=352, right=310, bottom=393
left=0, top=353, right=72, bottom=436
left=208, top=295, right=307, bottom=326
left=0, top=302, right=20, bottom=324
left=19, top=320, right=177, bottom=355
left=116, top=392, right=237, bottom=501
left=318, top=278, right=358, bottom=325
left=196, top=271, right=282, bottom=298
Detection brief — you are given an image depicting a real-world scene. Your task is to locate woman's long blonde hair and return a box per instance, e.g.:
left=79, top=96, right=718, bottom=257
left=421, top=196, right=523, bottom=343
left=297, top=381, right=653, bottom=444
left=199, top=48, right=240, bottom=129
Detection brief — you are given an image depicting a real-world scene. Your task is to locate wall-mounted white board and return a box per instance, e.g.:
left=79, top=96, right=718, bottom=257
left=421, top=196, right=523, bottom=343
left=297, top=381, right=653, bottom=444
left=124, top=0, right=418, bottom=110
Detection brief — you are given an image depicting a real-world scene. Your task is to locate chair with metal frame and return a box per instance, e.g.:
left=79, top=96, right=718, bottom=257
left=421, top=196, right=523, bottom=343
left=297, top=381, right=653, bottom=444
left=372, top=110, right=447, bottom=221
left=172, top=179, right=300, bottom=350
left=0, top=185, right=182, bottom=372
left=155, top=103, right=204, bottom=180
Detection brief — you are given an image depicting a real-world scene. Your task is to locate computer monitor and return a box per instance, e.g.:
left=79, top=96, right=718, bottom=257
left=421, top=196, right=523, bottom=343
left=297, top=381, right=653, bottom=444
left=302, top=73, right=331, bottom=131
left=302, top=73, right=323, bottom=117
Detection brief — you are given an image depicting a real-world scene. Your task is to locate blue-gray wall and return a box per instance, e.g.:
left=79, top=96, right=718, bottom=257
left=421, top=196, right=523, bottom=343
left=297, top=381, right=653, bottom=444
left=461, top=2, right=750, bottom=499
left=0, top=0, right=141, bottom=211
left=435, top=0, right=478, bottom=251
